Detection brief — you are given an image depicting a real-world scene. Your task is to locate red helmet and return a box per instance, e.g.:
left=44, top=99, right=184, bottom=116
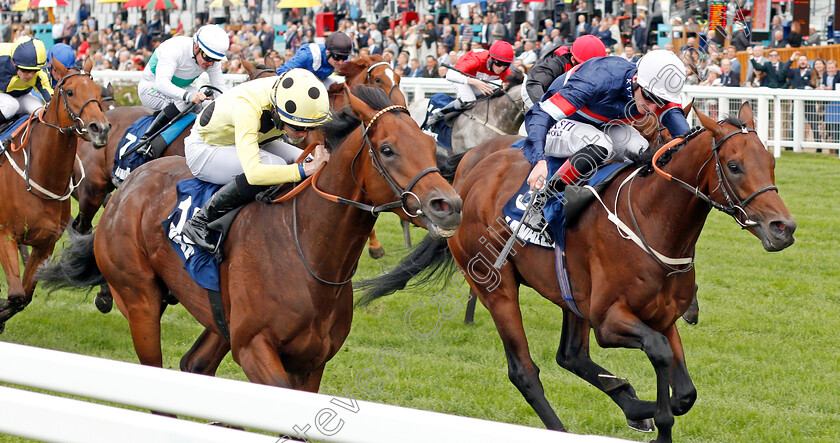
left=488, top=41, right=514, bottom=63
left=570, top=35, right=606, bottom=64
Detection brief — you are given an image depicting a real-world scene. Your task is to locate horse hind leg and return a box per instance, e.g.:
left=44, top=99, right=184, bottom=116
left=180, top=328, right=230, bottom=376
left=463, top=288, right=477, bottom=325
left=555, top=310, right=656, bottom=432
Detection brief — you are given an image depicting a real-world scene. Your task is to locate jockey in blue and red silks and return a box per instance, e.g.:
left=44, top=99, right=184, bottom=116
left=523, top=50, right=692, bottom=193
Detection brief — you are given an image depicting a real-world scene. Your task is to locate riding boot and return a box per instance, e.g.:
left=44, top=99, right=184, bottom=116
left=426, top=99, right=463, bottom=127
left=136, top=103, right=181, bottom=154
left=182, top=174, right=266, bottom=253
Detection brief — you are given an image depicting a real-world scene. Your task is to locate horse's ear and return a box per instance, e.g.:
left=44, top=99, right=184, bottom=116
left=264, top=54, right=277, bottom=71
left=82, top=57, right=94, bottom=74
left=53, top=58, right=69, bottom=79
left=682, top=99, right=694, bottom=118
left=694, top=106, right=721, bottom=136
left=738, top=101, right=756, bottom=129
left=105, top=82, right=115, bottom=97
left=336, top=58, right=363, bottom=77
left=345, top=85, right=377, bottom=123
left=241, top=57, right=257, bottom=79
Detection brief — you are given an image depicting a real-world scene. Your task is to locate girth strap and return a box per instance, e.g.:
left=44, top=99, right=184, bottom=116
left=207, top=289, right=230, bottom=341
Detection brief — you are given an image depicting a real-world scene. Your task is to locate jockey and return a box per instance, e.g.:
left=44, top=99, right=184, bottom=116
left=181, top=68, right=331, bottom=252
left=136, top=24, right=230, bottom=147
left=46, top=43, right=77, bottom=87
left=0, top=36, right=53, bottom=123
left=426, top=40, right=514, bottom=125
left=522, top=34, right=605, bottom=109
left=523, top=50, right=691, bottom=199
left=276, top=31, right=353, bottom=87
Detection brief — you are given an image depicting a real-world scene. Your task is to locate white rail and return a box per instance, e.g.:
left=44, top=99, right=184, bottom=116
left=0, top=342, right=630, bottom=443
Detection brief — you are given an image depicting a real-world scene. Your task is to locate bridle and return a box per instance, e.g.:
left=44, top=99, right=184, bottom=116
left=652, top=123, right=778, bottom=229
left=278, top=103, right=441, bottom=286
left=40, top=69, right=105, bottom=139
left=364, top=61, right=403, bottom=105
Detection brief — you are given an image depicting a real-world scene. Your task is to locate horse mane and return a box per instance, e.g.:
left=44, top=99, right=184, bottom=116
left=323, top=84, right=394, bottom=150
left=505, top=69, right=525, bottom=89
left=632, top=126, right=705, bottom=177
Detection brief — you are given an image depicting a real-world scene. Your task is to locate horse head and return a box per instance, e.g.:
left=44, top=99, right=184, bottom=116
left=51, top=57, right=110, bottom=148
left=337, top=55, right=405, bottom=106
left=241, top=57, right=278, bottom=80
left=343, top=84, right=461, bottom=238
left=695, top=101, right=796, bottom=251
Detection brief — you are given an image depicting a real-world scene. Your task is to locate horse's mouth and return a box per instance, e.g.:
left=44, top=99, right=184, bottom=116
left=753, top=218, right=797, bottom=252
left=425, top=220, right=457, bottom=240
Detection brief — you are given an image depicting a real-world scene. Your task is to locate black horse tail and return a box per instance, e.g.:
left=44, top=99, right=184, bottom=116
left=356, top=234, right=457, bottom=307
left=36, top=228, right=105, bottom=293
left=436, top=150, right=467, bottom=183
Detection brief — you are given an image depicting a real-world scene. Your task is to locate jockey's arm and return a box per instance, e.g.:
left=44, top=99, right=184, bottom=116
left=658, top=104, right=691, bottom=138
left=35, top=70, right=53, bottom=102
left=153, top=55, right=193, bottom=102
left=276, top=46, right=311, bottom=76
left=205, top=63, right=228, bottom=97
left=233, top=99, right=302, bottom=186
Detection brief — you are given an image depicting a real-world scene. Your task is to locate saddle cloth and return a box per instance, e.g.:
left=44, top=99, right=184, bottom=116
left=162, top=178, right=222, bottom=291
left=501, top=149, right=631, bottom=318
left=113, top=113, right=196, bottom=185
left=422, top=93, right=455, bottom=150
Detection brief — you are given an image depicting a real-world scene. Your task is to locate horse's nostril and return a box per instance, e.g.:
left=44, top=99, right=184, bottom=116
left=771, top=220, right=796, bottom=237
left=431, top=198, right=451, bottom=214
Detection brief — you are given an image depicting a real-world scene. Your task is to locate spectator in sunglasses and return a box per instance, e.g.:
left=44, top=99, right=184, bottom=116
left=276, top=31, right=353, bottom=89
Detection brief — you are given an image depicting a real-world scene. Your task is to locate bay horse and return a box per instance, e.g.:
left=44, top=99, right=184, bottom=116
left=0, top=58, right=110, bottom=333
left=357, top=102, right=796, bottom=442
left=38, top=86, right=461, bottom=397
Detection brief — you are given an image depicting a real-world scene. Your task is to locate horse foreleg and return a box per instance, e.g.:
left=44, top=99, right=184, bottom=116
left=180, top=328, right=231, bottom=376
left=593, top=308, right=676, bottom=443
left=73, top=189, right=110, bottom=234
left=0, top=235, right=27, bottom=332
left=484, top=285, right=566, bottom=431
left=17, top=245, right=29, bottom=265
left=367, top=229, right=385, bottom=259
left=235, top=332, right=292, bottom=388
left=556, top=309, right=655, bottom=432
left=662, top=324, right=697, bottom=416
left=680, top=285, right=700, bottom=325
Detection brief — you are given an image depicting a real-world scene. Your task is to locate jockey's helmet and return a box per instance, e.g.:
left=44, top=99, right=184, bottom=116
left=488, top=41, right=514, bottom=64
left=47, top=43, right=76, bottom=71
left=12, top=36, right=47, bottom=71
left=326, top=32, right=353, bottom=58
left=193, top=25, right=230, bottom=62
left=271, top=68, right=330, bottom=128
left=570, top=35, right=606, bottom=64
left=635, top=50, right=686, bottom=105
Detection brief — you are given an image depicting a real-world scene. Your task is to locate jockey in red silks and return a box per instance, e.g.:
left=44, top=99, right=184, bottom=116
left=427, top=40, right=514, bottom=125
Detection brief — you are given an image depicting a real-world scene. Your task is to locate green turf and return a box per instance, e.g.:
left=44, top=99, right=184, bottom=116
left=1, top=152, right=838, bottom=442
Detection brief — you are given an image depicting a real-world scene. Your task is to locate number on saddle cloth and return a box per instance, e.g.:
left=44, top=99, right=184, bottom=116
left=112, top=113, right=197, bottom=186
left=161, top=178, right=244, bottom=292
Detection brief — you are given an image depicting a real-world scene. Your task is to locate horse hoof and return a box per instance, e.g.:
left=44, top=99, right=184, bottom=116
left=628, top=418, right=655, bottom=433
left=0, top=322, right=5, bottom=335
left=368, top=246, right=386, bottom=259
left=95, top=294, right=113, bottom=314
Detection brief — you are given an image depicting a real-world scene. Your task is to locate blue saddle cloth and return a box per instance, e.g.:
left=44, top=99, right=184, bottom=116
left=424, top=93, right=455, bottom=150
left=113, top=113, right=196, bottom=185
left=161, top=178, right=222, bottom=291
left=0, top=115, right=32, bottom=153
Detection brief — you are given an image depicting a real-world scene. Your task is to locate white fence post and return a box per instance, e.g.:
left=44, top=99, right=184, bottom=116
left=774, top=97, right=783, bottom=157
left=757, top=96, right=770, bottom=150
left=793, top=99, right=804, bottom=152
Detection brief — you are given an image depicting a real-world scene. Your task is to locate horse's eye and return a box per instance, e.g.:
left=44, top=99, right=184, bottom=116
left=727, top=161, right=741, bottom=174
left=374, top=77, right=381, bottom=83
left=66, top=89, right=74, bottom=97
left=380, top=145, right=394, bottom=157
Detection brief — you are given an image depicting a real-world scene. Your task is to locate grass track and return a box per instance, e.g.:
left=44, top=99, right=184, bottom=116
left=1, top=152, right=838, bottom=442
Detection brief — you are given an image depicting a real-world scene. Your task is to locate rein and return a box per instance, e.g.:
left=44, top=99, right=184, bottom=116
left=652, top=124, right=778, bottom=229
left=463, top=86, right=526, bottom=135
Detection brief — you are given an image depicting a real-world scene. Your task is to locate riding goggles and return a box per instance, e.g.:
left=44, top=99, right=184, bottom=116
left=640, top=87, right=669, bottom=107
left=199, top=49, right=222, bottom=62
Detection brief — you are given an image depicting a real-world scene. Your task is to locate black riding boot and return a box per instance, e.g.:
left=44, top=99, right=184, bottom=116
left=137, top=103, right=181, bottom=151
left=426, top=99, right=463, bottom=127
left=182, top=174, right=267, bottom=252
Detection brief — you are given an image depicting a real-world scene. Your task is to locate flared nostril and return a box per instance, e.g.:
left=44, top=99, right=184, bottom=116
left=770, top=220, right=797, bottom=238
left=429, top=198, right=452, bottom=215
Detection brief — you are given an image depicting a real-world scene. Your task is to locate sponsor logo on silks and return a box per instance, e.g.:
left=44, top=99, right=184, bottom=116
left=505, top=214, right=553, bottom=248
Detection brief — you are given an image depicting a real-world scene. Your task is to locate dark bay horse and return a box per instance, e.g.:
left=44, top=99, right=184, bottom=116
left=39, top=86, right=461, bottom=395
left=358, top=102, right=795, bottom=442
left=0, top=58, right=110, bottom=333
